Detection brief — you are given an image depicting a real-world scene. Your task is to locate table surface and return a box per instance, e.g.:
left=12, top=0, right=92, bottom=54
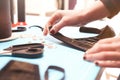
left=0, top=25, right=102, bottom=80
left=1, top=16, right=117, bottom=80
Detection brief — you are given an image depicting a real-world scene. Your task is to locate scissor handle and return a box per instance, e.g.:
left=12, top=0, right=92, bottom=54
left=5, top=43, right=44, bottom=58
left=12, top=47, right=43, bottom=58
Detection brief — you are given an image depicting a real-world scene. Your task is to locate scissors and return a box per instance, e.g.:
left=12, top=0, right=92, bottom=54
left=0, top=43, right=44, bottom=58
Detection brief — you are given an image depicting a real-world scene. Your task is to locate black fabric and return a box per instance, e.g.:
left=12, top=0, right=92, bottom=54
left=79, top=26, right=101, bottom=34
left=0, top=60, right=65, bottom=80
left=0, top=60, right=40, bottom=80
left=51, top=26, right=115, bottom=51
left=44, top=66, right=65, bottom=80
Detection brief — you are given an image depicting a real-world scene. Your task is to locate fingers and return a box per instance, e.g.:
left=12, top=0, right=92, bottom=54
left=43, top=23, right=51, bottom=36
left=84, top=51, right=120, bottom=62
left=84, top=37, right=120, bottom=68
left=49, top=18, right=67, bottom=33
left=93, top=37, right=120, bottom=45
left=94, top=60, right=120, bottom=68
left=86, top=42, right=116, bottom=54
left=43, top=19, right=65, bottom=35
left=86, top=37, right=120, bottom=54
left=84, top=51, right=120, bottom=68
left=43, top=10, right=63, bottom=36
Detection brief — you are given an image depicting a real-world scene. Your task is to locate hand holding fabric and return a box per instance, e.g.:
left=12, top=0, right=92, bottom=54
left=84, top=37, right=120, bottom=68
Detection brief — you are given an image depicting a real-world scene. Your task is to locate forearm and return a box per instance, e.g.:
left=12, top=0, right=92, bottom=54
left=101, top=0, right=120, bottom=18
left=79, top=0, right=110, bottom=25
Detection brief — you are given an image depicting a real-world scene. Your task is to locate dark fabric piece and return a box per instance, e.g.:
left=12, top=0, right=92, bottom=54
left=101, top=0, right=120, bottom=18
left=0, top=60, right=40, bottom=80
left=44, top=66, right=65, bottom=80
left=79, top=26, right=101, bottom=34
left=51, top=26, right=115, bottom=51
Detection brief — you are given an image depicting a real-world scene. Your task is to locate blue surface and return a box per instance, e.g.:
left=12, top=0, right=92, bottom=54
left=0, top=27, right=101, bottom=80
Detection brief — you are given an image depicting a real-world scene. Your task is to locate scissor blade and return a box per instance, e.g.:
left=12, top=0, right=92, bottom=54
left=5, top=43, right=44, bottom=51
left=0, top=50, right=12, bottom=55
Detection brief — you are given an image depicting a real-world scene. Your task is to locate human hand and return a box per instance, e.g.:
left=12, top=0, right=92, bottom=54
left=84, top=37, right=120, bottom=68
left=43, top=10, right=86, bottom=35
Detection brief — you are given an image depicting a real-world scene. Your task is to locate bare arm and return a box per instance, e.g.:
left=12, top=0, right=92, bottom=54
left=43, top=0, right=119, bottom=35
left=80, top=0, right=110, bottom=24
left=101, top=0, right=120, bottom=18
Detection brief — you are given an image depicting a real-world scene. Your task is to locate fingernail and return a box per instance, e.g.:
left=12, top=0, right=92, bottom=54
left=95, top=61, right=99, bottom=66
left=83, top=56, right=86, bottom=60
left=50, top=30, right=55, bottom=34
left=49, top=26, right=52, bottom=30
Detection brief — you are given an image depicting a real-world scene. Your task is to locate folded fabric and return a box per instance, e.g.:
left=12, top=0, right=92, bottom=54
left=51, top=26, right=115, bottom=51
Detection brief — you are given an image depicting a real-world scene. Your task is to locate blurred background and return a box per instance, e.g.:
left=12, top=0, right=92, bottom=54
left=12, top=0, right=101, bottom=25
left=12, top=0, right=98, bottom=17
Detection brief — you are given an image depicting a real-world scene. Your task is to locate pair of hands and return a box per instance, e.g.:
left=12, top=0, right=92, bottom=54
left=43, top=10, right=120, bottom=68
